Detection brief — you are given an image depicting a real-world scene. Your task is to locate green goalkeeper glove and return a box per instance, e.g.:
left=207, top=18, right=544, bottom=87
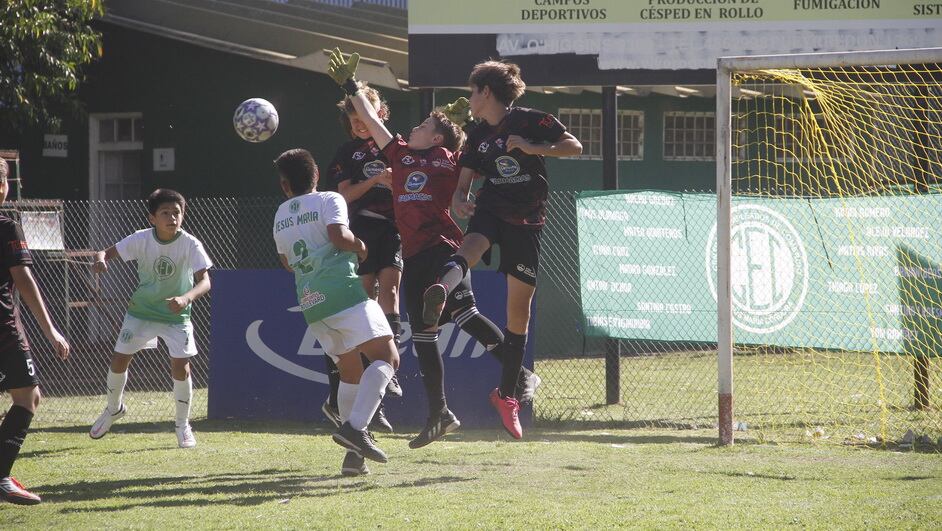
left=327, top=47, right=361, bottom=94
left=442, top=97, right=472, bottom=126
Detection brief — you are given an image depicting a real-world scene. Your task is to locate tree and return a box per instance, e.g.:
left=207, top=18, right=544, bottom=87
left=0, top=0, right=104, bottom=132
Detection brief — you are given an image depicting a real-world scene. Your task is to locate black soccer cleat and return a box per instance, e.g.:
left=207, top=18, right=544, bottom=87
left=341, top=451, right=370, bottom=477
left=386, top=373, right=403, bottom=398
left=516, top=368, right=542, bottom=404
left=332, top=422, right=388, bottom=463
left=421, top=283, right=448, bottom=328
left=370, top=404, right=394, bottom=433
left=408, top=409, right=461, bottom=449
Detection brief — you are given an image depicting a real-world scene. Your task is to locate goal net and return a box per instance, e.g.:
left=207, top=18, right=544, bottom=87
left=717, top=48, right=942, bottom=445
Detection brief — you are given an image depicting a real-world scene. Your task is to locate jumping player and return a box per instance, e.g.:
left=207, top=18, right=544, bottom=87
left=425, top=60, right=582, bottom=439
left=328, top=49, right=540, bottom=448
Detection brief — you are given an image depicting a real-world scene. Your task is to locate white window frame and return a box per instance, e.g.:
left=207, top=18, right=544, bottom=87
left=88, top=113, right=144, bottom=200
left=663, top=111, right=715, bottom=161
left=557, top=108, right=644, bottom=161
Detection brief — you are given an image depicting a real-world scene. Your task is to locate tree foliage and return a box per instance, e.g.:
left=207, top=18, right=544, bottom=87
left=0, top=0, right=104, bottom=131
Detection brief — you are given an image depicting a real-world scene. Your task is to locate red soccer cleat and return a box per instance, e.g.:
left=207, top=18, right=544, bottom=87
left=489, top=388, right=522, bottom=439
left=0, top=477, right=42, bottom=505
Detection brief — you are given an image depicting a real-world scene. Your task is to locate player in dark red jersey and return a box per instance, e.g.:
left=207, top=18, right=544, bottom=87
left=318, top=85, right=400, bottom=434
left=0, top=158, right=71, bottom=504
left=425, top=60, right=583, bottom=439
left=328, top=49, right=540, bottom=448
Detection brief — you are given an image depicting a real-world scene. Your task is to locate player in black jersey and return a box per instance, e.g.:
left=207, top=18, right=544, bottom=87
left=0, top=158, right=71, bottom=504
left=424, top=60, right=582, bottom=439
left=318, top=85, right=400, bottom=434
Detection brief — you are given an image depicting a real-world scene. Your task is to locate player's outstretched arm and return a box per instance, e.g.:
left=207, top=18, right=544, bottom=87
left=451, top=167, right=477, bottom=219
left=92, top=246, right=120, bottom=274
left=506, top=132, right=582, bottom=158
left=327, top=223, right=368, bottom=263
left=10, top=265, right=70, bottom=359
left=166, top=268, right=211, bottom=314
left=327, top=47, right=394, bottom=149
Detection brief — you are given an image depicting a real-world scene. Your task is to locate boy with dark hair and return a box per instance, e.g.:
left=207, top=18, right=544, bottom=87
left=0, top=157, right=71, bottom=505
left=89, top=188, right=213, bottom=448
left=327, top=49, right=540, bottom=448
left=272, top=148, right=399, bottom=475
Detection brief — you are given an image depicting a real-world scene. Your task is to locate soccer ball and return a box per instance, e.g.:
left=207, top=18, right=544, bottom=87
left=233, top=98, right=279, bottom=143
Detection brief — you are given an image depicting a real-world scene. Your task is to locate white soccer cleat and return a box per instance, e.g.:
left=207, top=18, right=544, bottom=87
left=176, top=423, right=197, bottom=449
left=89, top=404, right=126, bottom=439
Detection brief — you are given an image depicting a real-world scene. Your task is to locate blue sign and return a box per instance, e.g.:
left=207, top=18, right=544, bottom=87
left=209, top=269, right=534, bottom=428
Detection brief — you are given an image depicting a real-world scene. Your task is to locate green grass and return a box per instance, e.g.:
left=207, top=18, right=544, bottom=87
left=536, top=352, right=942, bottom=442
left=2, top=421, right=940, bottom=528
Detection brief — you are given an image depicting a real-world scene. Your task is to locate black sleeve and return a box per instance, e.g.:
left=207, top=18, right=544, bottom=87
left=523, top=109, right=567, bottom=143
left=0, top=220, right=32, bottom=269
left=322, top=145, right=351, bottom=192
left=458, top=125, right=485, bottom=171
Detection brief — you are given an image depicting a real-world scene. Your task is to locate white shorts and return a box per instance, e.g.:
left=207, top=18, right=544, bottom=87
left=309, top=299, right=392, bottom=362
left=113, top=314, right=197, bottom=358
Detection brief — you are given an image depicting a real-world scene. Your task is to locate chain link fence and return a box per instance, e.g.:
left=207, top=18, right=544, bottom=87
left=0, top=198, right=281, bottom=426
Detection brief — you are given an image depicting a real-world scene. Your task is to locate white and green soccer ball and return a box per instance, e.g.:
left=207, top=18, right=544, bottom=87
left=233, top=98, right=279, bottom=143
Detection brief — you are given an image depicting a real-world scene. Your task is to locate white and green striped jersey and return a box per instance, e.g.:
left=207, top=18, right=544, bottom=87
left=272, top=192, right=367, bottom=323
left=115, top=228, right=212, bottom=324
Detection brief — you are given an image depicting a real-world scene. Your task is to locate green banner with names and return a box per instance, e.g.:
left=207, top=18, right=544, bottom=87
left=576, top=191, right=942, bottom=355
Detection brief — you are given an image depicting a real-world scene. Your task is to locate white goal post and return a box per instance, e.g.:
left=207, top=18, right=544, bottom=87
left=715, top=47, right=942, bottom=446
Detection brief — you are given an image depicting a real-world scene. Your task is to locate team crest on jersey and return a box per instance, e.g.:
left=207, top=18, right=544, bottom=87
left=495, top=156, right=521, bottom=177
left=405, top=171, right=429, bottom=193
left=119, top=329, right=133, bottom=343
left=352, top=151, right=366, bottom=160
left=289, top=199, right=301, bottom=214
left=495, top=138, right=505, bottom=149
left=363, top=160, right=387, bottom=178
left=154, top=256, right=176, bottom=280
left=478, top=142, right=489, bottom=153
left=401, top=155, right=415, bottom=165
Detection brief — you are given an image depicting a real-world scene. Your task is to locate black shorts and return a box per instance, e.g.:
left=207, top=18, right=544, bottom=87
left=467, top=209, right=541, bottom=286
left=0, top=343, right=39, bottom=392
left=351, top=215, right=403, bottom=276
left=403, top=243, right=476, bottom=329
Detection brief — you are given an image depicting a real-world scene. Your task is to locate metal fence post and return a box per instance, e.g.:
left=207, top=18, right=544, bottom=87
left=602, top=86, right=620, bottom=405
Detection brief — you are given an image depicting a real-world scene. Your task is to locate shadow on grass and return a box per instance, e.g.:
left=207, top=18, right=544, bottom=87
left=446, top=429, right=724, bottom=446
left=31, top=419, right=336, bottom=437
left=41, top=468, right=470, bottom=512
left=17, top=446, right=85, bottom=459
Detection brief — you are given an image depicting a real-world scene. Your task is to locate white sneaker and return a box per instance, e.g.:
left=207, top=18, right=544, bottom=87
left=176, top=423, right=196, bottom=448
left=89, top=404, right=126, bottom=439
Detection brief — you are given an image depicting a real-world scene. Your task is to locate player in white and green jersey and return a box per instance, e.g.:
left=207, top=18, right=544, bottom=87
left=89, top=189, right=212, bottom=449
left=273, top=148, right=399, bottom=475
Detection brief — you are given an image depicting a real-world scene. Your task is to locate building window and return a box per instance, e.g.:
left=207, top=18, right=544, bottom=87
left=99, top=116, right=144, bottom=145
left=664, top=112, right=714, bottom=161
left=557, top=108, right=644, bottom=160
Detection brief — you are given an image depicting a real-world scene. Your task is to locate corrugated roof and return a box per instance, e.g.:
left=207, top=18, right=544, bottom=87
left=103, top=0, right=409, bottom=89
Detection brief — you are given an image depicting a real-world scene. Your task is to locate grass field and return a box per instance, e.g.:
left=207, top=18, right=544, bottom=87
left=1, top=420, right=939, bottom=528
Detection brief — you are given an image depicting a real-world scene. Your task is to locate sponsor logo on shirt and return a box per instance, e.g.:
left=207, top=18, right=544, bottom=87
left=405, top=171, right=428, bottom=193
left=401, top=155, right=415, bottom=165
left=495, top=156, right=521, bottom=177
left=495, top=138, right=505, bottom=149
left=353, top=151, right=366, bottom=160
left=154, top=256, right=176, bottom=280
left=539, top=114, right=557, bottom=128
left=298, top=286, right=326, bottom=310
left=516, top=264, right=537, bottom=278
left=363, top=160, right=387, bottom=178
left=478, top=142, right=489, bottom=153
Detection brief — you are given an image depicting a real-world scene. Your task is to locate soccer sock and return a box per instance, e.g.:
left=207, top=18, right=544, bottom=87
left=0, top=405, right=33, bottom=478
left=454, top=305, right=504, bottom=355
left=173, top=376, right=192, bottom=428
left=436, top=255, right=469, bottom=296
left=348, top=360, right=393, bottom=431
left=325, top=356, right=340, bottom=408
left=498, top=330, right=527, bottom=398
left=106, top=370, right=128, bottom=413
left=386, top=313, right=402, bottom=345
left=337, top=381, right=359, bottom=423
left=413, top=331, right=447, bottom=415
